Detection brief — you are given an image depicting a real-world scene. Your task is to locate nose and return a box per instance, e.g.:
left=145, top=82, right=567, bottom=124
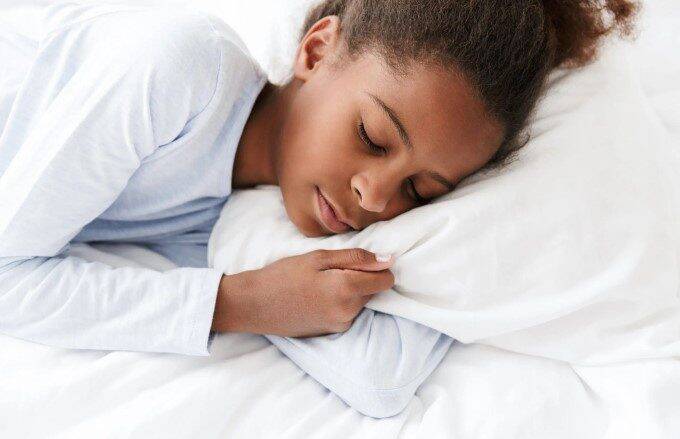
left=350, top=170, right=401, bottom=213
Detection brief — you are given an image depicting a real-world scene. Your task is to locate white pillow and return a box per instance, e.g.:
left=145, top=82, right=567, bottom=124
left=209, top=37, right=680, bottom=366
left=174, top=0, right=319, bottom=84
left=627, top=0, right=680, bottom=145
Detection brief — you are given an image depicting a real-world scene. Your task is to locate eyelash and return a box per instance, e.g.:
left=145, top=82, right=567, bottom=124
left=357, top=121, right=427, bottom=204
left=358, top=121, right=387, bottom=156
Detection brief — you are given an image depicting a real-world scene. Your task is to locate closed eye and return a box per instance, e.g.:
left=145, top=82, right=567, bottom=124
left=407, top=178, right=427, bottom=204
left=357, top=120, right=427, bottom=204
left=358, top=121, right=388, bottom=156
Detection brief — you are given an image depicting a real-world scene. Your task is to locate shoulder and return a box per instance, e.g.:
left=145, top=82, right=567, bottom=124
left=43, top=2, right=261, bottom=74
left=44, top=2, right=263, bottom=104
left=42, top=3, right=224, bottom=84
left=38, top=2, right=265, bottom=145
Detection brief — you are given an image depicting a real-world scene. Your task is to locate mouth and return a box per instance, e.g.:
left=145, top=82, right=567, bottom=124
left=315, top=186, right=353, bottom=234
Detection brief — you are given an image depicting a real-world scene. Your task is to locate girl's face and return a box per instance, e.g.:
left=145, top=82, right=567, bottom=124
left=275, top=17, right=504, bottom=238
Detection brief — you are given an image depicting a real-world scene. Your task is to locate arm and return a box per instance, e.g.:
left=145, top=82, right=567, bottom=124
left=265, top=310, right=454, bottom=418
left=0, top=5, right=225, bottom=356
left=211, top=247, right=453, bottom=418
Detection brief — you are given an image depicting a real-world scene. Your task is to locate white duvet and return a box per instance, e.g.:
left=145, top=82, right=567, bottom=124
left=1, top=242, right=678, bottom=438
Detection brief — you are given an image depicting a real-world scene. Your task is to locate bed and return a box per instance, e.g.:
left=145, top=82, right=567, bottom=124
left=1, top=1, right=679, bottom=438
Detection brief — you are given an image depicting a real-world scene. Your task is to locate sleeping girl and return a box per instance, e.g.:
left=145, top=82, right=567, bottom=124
left=0, top=0, right=637, bottom=418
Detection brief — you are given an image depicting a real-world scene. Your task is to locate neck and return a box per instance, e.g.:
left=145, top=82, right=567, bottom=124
left=232, top=80, right=290, bottom=190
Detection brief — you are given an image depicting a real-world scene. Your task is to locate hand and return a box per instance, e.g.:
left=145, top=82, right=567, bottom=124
left=212, top=248, right=395, bottom=337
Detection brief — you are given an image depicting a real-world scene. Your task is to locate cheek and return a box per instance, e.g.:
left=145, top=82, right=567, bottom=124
left=273, top=105, right=340, bottom=237
left=273, top=79, right=368, bottom=235
left=274, top=143, right=323, bottom=237
left=281, top=95, right=357, bottom=181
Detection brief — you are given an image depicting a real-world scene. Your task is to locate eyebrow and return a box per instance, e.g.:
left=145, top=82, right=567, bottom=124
left=365, top=91, right=456, bottom=192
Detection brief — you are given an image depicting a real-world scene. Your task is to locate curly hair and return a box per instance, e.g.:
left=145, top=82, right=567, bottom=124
left=300, top=0, right=639, bottom=169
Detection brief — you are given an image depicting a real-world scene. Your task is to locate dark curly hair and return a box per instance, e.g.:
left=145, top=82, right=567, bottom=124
left=300, top=0, right=639, bottom=169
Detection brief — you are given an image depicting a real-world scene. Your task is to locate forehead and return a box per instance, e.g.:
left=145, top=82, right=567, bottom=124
left=344, top=53, right=504, bottom=181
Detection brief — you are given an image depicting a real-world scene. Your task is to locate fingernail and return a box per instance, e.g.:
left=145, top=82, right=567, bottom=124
left=376, top=253, right=392, bottom=262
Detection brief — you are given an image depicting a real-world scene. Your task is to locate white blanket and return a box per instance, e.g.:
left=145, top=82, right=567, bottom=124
left=1, top=242, right=678, bottom=438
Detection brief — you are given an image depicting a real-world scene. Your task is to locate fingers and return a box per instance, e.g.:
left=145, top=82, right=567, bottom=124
left=319, top=268, right=395, bottom=335
left=354, top=293, right=374, bottom=309
left=338, top=268, right=396, bottom=296
left=314, top=248, right=394, bottom=272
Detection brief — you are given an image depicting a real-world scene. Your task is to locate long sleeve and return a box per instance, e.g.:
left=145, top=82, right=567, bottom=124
left=0, top=4, right=226, bottom=356
left=265, top=310, right=454, bottom=418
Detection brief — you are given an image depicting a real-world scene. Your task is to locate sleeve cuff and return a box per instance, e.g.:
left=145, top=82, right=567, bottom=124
left=184, top=268, right=223, bottom=356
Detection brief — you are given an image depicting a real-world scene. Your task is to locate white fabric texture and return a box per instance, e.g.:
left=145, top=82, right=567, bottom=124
left=262, top=311, right=453, bottom=418
left=2, top=242, right=678, bottom=439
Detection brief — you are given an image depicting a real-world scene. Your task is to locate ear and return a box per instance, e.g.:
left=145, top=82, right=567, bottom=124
left=292, top=16, right=342, bottom=82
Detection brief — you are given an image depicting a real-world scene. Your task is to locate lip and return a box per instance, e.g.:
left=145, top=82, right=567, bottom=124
left=315, top=186, right=353, bottom=234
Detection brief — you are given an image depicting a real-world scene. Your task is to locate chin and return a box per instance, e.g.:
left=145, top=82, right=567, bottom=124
left=293, top=216, right=329, bottom=238
left=302, top=226, right=327, bottom=238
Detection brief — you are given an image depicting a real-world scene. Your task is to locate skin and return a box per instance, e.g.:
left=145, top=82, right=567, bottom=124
left=232, top=16, right=505, bottom=238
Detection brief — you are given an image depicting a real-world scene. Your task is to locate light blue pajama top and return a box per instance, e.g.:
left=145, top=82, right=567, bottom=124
left=0, top=1, right=452, bottom=418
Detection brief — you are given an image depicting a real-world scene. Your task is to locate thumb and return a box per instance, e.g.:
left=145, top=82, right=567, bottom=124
left=317, top=248, right=394, bottom=272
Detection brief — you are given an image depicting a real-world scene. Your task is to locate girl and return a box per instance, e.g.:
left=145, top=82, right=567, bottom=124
left=0, top=0, right=636, bottom=417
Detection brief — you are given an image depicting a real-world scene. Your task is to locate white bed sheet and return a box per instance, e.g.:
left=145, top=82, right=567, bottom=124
left=1, top=242, right=678, bottom=438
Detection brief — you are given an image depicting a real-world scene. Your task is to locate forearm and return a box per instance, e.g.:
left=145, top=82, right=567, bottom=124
left=0, top=255, right=221, bottom=356
left=211, top=272, right=257, bottom=333
left=265, top=309, right=454, bottom=418
left=212, top=274, right=237, bottom=332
